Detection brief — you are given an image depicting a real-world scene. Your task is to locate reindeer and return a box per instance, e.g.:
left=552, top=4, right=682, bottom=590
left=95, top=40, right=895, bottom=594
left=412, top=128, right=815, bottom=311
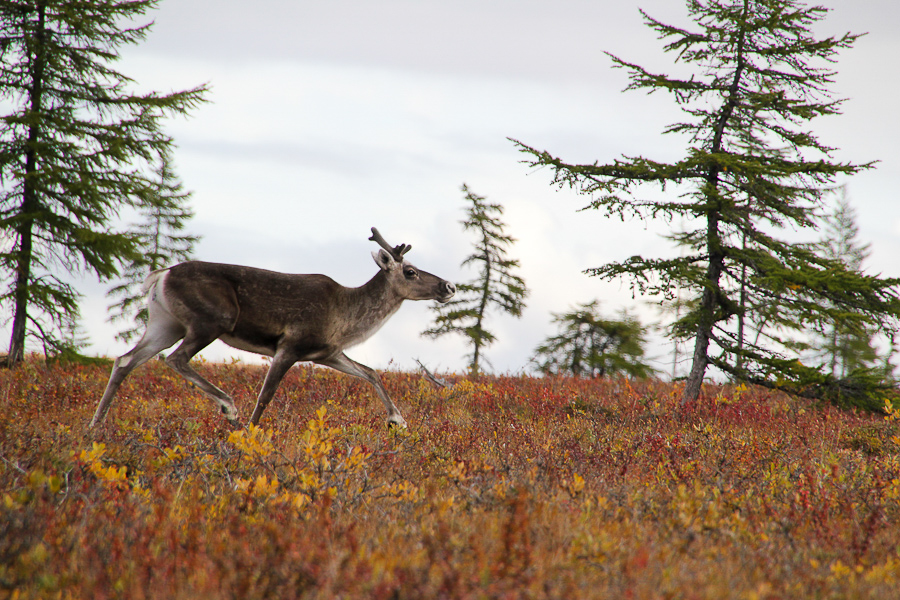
left=89, top=228, right=456, bottom=429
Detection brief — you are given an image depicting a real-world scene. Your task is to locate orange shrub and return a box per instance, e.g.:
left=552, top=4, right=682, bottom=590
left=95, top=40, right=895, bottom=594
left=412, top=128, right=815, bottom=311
left=1, top=357, right=899, bottom=598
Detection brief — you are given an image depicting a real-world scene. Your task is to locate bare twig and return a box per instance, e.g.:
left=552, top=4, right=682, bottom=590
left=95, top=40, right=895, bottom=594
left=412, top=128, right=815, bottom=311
left=416, top=359, right=451, bottom=388
left=1, top=454, right=27, bottom=475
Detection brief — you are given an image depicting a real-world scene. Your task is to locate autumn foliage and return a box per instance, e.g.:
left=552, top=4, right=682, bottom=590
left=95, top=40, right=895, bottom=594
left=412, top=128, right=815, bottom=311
left=2, top=358, right=900, bottom=598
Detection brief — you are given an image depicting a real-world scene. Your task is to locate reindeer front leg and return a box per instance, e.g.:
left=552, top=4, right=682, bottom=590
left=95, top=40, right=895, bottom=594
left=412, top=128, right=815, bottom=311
left=249, top=350, right=299, bottom=426
left=317, top=352, right=407, bottom=428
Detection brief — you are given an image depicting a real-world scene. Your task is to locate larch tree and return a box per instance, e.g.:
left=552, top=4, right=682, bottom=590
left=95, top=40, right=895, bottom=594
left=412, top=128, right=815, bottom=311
left=514, top=0, right=900, bottom=409
left=106, top=150, right=200, bottom=343
left=423, top=184, right=528, bottom=375
left=0, top=0, right=207, bottom=365
left=812, top=187, right=880, bottom=378
left=531, top=301, right=655, bottom=379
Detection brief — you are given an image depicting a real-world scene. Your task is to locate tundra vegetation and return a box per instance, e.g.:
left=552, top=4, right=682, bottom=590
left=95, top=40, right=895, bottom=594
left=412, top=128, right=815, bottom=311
left=3, top=0, right=900, bottom=595
left=3, top=358, right=900, bottom=598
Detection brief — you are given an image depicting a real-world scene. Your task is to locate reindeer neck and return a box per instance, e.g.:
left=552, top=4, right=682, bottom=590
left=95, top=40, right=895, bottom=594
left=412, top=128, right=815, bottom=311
left=341, top=270, right=405, bottom=330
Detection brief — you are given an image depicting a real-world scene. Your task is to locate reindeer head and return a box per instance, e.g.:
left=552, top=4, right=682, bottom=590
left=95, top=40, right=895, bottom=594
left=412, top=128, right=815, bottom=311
left=369, top=227, right=456, bottom=303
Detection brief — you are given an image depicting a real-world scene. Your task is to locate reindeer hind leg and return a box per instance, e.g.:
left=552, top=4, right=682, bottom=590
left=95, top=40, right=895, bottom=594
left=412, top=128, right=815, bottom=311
left=90, top=310, right=185, bottom=428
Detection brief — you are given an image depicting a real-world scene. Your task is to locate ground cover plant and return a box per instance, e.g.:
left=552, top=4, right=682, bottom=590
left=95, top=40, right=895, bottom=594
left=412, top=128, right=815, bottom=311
left=2, top=358, right=900, bottom=599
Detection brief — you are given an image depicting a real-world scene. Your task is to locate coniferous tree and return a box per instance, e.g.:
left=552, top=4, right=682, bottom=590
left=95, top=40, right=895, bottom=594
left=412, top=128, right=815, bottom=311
left=423, top=184, right=528, bottom=374
left=883, top=332, right=898, bottom=382
left=514, top=0, right=900, bottom=409
left=107, top=151, right=200, bottom=343
left=532, top=301, right=655, bottom=379
left=655, top=293, right=699, bottom=380
left=44, top=305, right=100, bottom=364
left=812, top=187, right=880, bottom=378
left=0, top=0, right=207, bottom=365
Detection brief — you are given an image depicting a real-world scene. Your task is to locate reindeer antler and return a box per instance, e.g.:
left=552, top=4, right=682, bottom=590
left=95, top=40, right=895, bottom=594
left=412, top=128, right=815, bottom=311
left=369, top=227, right=411, bottom=262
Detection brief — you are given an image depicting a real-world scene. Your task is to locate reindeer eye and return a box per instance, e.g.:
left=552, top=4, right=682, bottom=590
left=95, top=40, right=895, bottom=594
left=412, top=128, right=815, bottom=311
left=404, top=268, right=418, bottom=279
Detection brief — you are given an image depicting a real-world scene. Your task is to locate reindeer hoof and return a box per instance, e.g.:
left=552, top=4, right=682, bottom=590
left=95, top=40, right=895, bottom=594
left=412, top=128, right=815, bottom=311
left=387, top=415, right=408, bottom=429
left=221, top=405, right=240, bottom=425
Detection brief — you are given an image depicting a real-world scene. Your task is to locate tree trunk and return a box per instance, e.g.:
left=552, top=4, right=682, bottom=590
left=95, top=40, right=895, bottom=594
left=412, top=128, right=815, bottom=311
left=683, top=209, right=725, bottom=403
left=8, top=220, right=34, bottom=365
left=735, top=229, right=747, bottom=375
left=470, top=239, right=492, bottom=375
left=682, top=313, right=711, bottom=402
left=7, top=3, right=46, bottom=366
left=682, top=0, right=747, bottom=402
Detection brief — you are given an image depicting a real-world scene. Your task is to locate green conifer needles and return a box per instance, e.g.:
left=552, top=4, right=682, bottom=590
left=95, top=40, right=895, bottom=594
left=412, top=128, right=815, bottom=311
left=423, top=185, right=528, bottom=375
left=514, top=0, right=900, bottom=408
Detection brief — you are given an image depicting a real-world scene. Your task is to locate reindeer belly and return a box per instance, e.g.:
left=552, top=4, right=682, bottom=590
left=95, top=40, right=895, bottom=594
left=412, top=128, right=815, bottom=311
left=219, top=334, right=277, bottom=357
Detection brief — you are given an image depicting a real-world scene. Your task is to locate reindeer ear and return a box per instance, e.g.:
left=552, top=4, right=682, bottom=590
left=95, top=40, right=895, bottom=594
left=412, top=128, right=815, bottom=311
left=372, top=249, right=399, bottom=271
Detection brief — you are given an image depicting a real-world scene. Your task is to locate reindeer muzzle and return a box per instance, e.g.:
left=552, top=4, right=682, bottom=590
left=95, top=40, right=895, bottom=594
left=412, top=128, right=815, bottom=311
left=438, top=281, right=456, bottom=303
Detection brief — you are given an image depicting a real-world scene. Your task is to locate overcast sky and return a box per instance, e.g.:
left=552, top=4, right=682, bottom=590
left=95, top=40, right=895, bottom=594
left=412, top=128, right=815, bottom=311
left=10, top=0, right=900, bottom=376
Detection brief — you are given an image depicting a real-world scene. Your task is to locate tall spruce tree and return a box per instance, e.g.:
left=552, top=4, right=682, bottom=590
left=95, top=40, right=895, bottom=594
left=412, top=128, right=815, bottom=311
left=423, top=184, right=528, bottom=374
left=107, top=151, right=200, bottom=343
left=0, top=0, right=207, bottom=365
left=531, top=301, right=655, bottom=379
left=514, top=0, right=900, bottom=408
